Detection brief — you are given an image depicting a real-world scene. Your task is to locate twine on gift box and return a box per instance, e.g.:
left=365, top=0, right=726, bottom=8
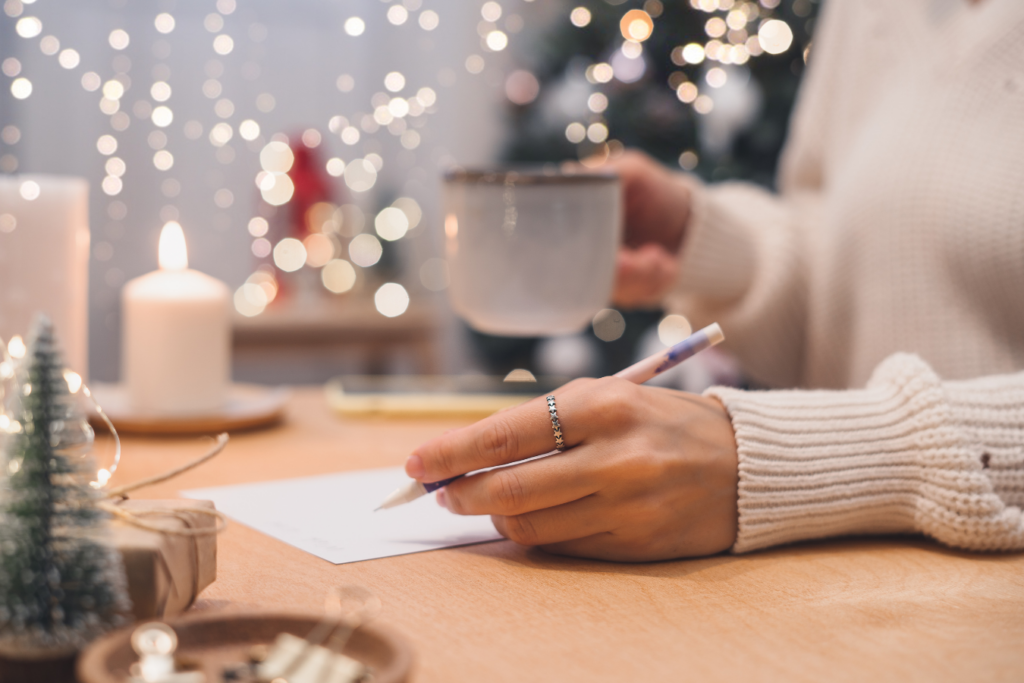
left=98, top=433, right=231, bottom=537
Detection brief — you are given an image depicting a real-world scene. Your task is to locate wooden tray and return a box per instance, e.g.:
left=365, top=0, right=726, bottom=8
left=77, top=611, right=413, bottom=683
left=88, top=383, right=289, bottom=435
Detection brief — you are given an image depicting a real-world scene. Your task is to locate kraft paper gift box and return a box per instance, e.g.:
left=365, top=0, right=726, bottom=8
left=107, top=499, right=218, bottom=620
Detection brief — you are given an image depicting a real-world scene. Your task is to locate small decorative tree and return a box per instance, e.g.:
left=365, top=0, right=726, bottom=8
left=0, top=316, right=130, bottom=658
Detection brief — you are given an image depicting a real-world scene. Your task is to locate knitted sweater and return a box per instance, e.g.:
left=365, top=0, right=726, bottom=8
left=668, top=0, right=1024, bottom=552
left=708, top=356, right=1024, bottom=553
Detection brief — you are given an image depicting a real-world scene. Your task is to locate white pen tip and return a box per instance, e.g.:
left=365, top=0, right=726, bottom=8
left=375, top=479, right=429, bottom=511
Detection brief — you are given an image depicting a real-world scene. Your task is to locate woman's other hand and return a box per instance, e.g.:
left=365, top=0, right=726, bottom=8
left=605, top=150, right=694, bottom=309
left=405, top=378, right=739, bottom=562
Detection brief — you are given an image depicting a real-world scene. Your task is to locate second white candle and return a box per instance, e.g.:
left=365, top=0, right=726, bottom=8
left=122, top=222, right=230, bottom=416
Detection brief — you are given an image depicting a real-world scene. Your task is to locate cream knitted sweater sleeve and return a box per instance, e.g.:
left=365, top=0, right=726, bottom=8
left=705, top=354, right=1024, bottom=554
left=659, top=0, right=855, bottom=389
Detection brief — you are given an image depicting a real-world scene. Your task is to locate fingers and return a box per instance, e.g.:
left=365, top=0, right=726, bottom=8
left=603, top=148, right=657, bottom=183
left=489, top=494, right=614, bottom=548
left=612, top=244, right=679, bottom=308
left=407, top=381, right=592, bottom=483
left=606, top=151, right=691, bottom=252
left=440, top=448, right=600, bottom=516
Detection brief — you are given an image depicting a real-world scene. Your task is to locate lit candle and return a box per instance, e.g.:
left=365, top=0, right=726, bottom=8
left=0, top=175, right=90, bottom=377
left=122, top=222, right=230, bottom=415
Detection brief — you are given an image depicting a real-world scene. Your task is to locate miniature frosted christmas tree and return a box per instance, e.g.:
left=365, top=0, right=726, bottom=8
left=0, top=317, right=130, bottom=657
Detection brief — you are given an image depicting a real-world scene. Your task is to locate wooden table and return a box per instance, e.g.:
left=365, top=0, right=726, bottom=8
left=113, top=390, right=1024, bottom=682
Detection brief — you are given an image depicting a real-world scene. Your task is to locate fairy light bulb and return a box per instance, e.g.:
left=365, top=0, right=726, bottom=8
left=63, top=369, right=82, bottom=394
left=7, top=336, right=26, bottom=359
left=94, top=468, right=111, bottom=487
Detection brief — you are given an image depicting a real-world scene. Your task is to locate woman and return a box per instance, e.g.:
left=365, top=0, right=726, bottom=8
left=407, top=0, right=1024, bottom=559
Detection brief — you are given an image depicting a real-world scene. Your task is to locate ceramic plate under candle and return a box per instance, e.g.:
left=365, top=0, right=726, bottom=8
left=88, top=383, right=288, bottom=435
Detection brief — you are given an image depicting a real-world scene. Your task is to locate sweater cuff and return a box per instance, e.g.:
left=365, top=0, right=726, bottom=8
left=706, top=354, right=1024, bottom=553
left=944, top=373, right=1024, bottom=509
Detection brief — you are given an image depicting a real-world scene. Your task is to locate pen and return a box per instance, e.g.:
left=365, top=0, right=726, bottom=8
left=375, top=322, right=725, bottom=510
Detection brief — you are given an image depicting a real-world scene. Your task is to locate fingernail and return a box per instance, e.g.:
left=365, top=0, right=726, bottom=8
left=436, top=489, right=448, bottom=509
left=405, top=454, right=425, bottom=479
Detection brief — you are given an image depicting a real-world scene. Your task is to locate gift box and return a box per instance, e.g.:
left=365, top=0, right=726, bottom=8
left=107, top=499, right=218, bottom=620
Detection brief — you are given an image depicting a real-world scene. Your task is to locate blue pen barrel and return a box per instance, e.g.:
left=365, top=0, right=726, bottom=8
left=423, top=475, right=463, bottom=493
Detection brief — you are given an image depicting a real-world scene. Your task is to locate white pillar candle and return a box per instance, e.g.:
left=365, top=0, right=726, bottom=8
left=122, top=222, right=230, bottom=415
left=0, top=175, right=90, bottom=377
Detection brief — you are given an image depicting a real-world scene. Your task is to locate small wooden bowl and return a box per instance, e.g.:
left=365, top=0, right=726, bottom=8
left=77, top=611, right=413, bottom=683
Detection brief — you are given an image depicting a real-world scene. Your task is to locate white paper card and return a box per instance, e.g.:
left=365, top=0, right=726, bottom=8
left=182, top=467, right=502, bottom=565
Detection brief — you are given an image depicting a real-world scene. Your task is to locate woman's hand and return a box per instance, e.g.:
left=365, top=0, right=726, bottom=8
left=605, top=150, right=694, bottom=309
left=405, top=377, right=739, bottom=562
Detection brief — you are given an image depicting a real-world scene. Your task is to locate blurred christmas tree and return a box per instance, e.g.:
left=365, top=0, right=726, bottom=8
left=471, top=0, right=819, bottom=378
left=0, top=318, right=129, bottom=657
left=504, top=0, right=820, bottom=186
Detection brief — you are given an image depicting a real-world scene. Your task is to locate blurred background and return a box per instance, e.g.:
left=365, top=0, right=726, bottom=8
left=0, top=0, right=818, bottom=389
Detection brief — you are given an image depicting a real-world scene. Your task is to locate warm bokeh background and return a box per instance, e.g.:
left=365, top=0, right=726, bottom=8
left=0, top=0, right=818, bottom=388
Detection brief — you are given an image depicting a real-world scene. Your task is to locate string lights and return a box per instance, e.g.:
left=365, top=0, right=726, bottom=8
left=1, top=0, right=801, bottom=323
left=1, top=0, right=464, bottom=320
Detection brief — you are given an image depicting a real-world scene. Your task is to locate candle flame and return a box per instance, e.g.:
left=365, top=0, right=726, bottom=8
left=158, top=221, right=188, bottom=270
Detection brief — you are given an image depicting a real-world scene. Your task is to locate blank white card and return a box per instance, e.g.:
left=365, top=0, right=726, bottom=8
left=182, top=467, right=502, bottom=565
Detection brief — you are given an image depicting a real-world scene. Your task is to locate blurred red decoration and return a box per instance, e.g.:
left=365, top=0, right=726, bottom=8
left=287, top=139, right=332, bottom=238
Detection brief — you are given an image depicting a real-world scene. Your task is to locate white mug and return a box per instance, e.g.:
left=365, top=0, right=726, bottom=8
left=442, top=169, right=622, bottom=336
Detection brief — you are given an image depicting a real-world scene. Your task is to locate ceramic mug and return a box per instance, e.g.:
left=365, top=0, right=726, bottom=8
left=442, top=169, right=622, bottom=336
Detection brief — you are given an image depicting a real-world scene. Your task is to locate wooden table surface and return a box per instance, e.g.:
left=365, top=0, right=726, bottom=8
left=111, top=389, right=1024, bottom=683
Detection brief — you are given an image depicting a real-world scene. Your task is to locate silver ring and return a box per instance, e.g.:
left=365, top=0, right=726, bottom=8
left=546, top=395, right=565, bottom=452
